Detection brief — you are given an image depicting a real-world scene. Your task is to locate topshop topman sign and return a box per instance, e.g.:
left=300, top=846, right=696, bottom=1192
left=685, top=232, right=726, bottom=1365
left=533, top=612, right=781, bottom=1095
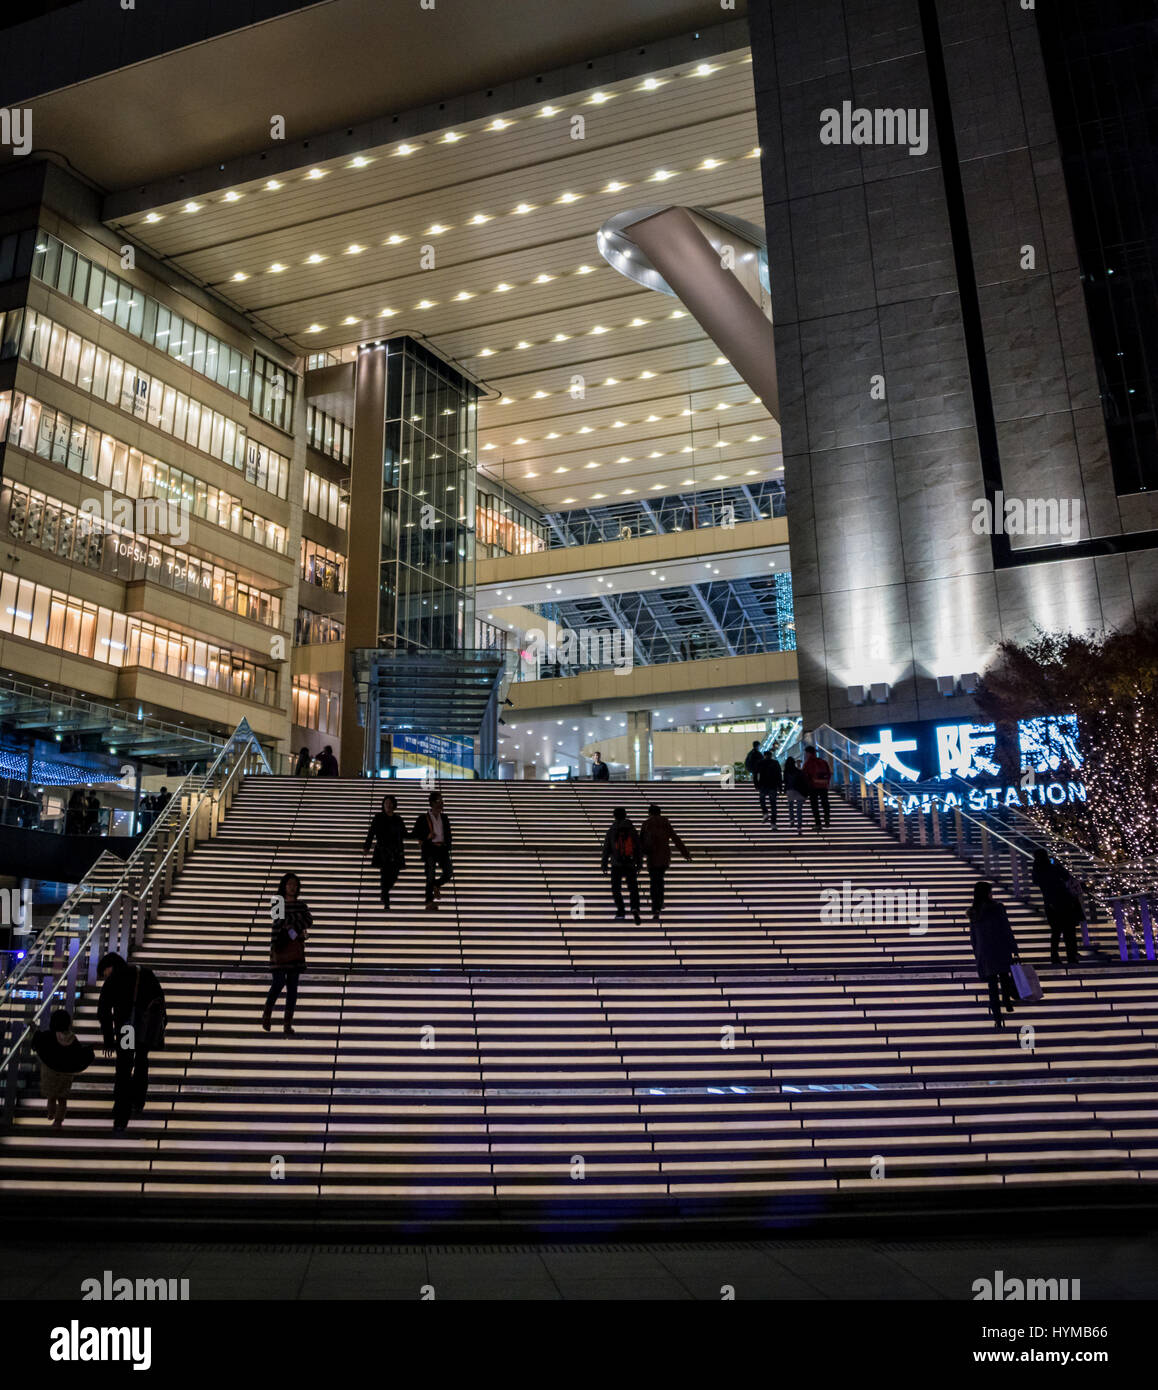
left=854, top=716, right=1086, bottom=812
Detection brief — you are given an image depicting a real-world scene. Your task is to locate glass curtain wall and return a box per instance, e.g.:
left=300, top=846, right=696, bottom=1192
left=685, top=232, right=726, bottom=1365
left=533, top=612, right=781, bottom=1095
left=380, top=339, right=477, bottom=651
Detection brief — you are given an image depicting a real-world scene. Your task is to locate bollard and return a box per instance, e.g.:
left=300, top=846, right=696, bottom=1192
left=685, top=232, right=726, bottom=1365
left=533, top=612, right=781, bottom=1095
left=64, top=935, right=80, bottom=1014
left=1112, top=899, right=1130, bottom=961
left=1141, top=897, right=1156, bottom=962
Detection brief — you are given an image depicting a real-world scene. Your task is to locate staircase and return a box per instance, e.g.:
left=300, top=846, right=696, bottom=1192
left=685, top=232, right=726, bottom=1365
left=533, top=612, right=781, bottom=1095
left=3, top=777, right=1156, bottom=1227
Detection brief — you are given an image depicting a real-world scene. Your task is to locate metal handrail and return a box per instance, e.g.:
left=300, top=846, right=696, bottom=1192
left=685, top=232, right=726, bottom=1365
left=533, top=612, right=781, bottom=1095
left=814, top=723, right=1158, bottom=899
left=0, top=720, right=271, bottom=1121
left=812, top=725, right=1158, bottom=964
left=812, top=725, right=1037, bottom=860
left=4, top=766, right=204, bottom=973
left=0, top=671, right=224, bottom=756
left=3, top=722, right=268, bottom=988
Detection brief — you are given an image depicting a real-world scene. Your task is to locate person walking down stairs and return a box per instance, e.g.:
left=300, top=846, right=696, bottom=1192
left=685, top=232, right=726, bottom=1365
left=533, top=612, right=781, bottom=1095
left=602, top=806, right=642, bottom=924
left=411, top=791, right=453, bottom=911
left=263, top=872, right=311, bottom=1036
left=32, top=1008, right=94, bottom=1131
left=968, top=881, right=1020, bottom=1030
left=97, top=952, right=166, bottom=1133
left=640, top=803, right=692, bottom=920
left=363, top=794, right=407, bottom=910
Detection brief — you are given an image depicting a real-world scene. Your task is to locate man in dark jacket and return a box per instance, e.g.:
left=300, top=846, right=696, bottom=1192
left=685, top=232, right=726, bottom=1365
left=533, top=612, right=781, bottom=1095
left=755, top=752, right=784, bottom=825
left=411, top=790, right=452, bottom=911
left=364, top=794, right=407, bottom=909
left=591, top=752, right=610, bottom=781
left=601, top=806, right=642, bottom=923
left=744, top=741, right=763, bottom=806
left=801, top=744, right=832, bottom=830
left=1032, top=850, right=1082, bottom=965
left=967, top=882, right=1020, bottom=1028
left=317, top=746, right=339, bottom=777
left=640, top=804, right=692, bottom=920
left=97, top=952, right=165, bottom=1132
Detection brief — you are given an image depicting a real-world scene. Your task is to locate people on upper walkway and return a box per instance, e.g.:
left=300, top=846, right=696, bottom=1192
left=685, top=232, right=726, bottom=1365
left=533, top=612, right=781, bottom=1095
left=293, top=746, right=312, bottom=777
left=755, top=751, right=783, bottom=826
left=66, top=788, right=86, bottom=836
left=317, top=746, right=339, bottom=777
left=591, top=752, right=610, bottom=782
left=85, top=791, right=101, bottom=836
left=784, top=756, right=806, bottom=834
left=801, top=745, right=832, bottom=832
left=97, top=951, right=166, bottom=1132
left=640, top=803, right=691, bottom=920
left=412, top=791, right=453, bottom=911
left=264, top=871, right=311, bottom=1036
left=1032, top=849, right=1082, bottom=966
left=33, top=1007, right=93, bottom=1130
left=364, top=794, right=407, bottom=910
left=602, top=806, right=642, bottom=924
left=968, top=881, right=1019, bottom=1030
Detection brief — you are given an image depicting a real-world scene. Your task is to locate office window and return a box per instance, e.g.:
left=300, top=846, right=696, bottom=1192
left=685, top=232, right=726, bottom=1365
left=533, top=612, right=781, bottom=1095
left=251, top=350, right=296, bottom=433
left=30, top=230, right=254, bottom=401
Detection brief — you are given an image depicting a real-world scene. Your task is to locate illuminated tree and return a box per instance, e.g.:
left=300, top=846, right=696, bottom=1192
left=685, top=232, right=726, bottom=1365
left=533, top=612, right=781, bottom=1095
left=975, top=620, right=1158, bottom=885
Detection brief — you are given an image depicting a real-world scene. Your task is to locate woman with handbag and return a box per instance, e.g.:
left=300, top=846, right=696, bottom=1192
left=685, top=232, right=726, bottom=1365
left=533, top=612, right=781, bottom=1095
left=967, top=880, right=1020, bottom=1029
left=263, top=871, right=311, bottom=1036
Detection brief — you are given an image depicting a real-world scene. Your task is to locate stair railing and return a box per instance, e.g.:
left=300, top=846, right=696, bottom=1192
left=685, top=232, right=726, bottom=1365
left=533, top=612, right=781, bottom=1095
left=0, top=719, right=272, bottom=1127
left=810, top=724, right=1157, bottom=965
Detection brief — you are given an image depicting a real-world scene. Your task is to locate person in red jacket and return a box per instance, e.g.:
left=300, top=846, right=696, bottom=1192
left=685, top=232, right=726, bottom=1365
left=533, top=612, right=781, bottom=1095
left=640, top=803, right=692, bottom=919
left=801, top=744, right=832, bottom=831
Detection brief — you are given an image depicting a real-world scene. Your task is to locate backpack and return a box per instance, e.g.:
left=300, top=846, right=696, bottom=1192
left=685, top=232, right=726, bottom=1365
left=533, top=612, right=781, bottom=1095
left=613, top=824, right=637, bottom=862
left=810, top=758, right=831, bottom=789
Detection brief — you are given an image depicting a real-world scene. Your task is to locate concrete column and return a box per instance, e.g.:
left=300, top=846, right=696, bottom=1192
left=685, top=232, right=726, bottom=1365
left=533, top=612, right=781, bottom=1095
left=339, top=347, right=388, bottom=776
left=627, top=711, right=653, bottom=782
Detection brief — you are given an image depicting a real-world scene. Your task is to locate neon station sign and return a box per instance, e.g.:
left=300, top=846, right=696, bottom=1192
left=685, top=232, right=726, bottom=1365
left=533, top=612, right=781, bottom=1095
left=855, top=716, right=1086, bottom=812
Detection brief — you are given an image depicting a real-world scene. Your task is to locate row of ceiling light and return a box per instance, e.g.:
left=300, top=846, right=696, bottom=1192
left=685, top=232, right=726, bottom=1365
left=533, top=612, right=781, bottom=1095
left=136, top=58, right=751, bottom=225
left=283, top=149, right=759, bottom=329
left=552, top=468, right=771, bottom=502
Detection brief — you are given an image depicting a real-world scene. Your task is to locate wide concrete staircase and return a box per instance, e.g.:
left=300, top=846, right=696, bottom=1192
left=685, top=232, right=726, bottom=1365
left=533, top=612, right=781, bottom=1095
left=3, top=777, right=1157, bottom=1225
